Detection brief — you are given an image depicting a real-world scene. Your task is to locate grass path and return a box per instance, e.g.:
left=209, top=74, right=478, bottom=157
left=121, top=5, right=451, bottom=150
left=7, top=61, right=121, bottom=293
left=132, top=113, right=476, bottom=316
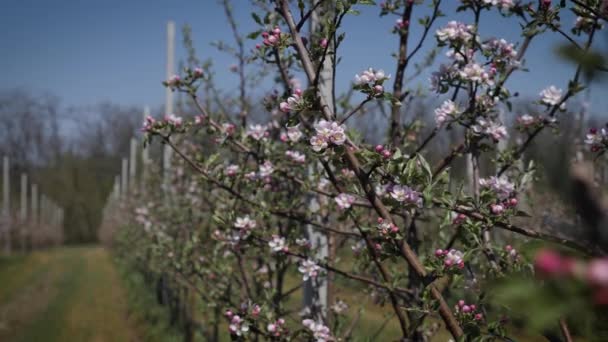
left=0, top=246, right=140, bottom=342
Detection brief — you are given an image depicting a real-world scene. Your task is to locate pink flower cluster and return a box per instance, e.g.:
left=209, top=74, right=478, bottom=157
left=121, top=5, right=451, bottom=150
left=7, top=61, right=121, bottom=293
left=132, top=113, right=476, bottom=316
left=247, top=124, right=268, bottom=141
left=376, top=217, right=399, bottom=235
left=479, top=176, right=515, bottom=200
left=434, top=100, right=461, bottom=127
left=353, top=68, right=390, bottom=95
left=267, top=318, right=287, bottom=337
left=141, top=114, right=183, bottom=133
left=335, top=193, right=356, bottom=210
left=389, top=185, right=423, bottom=207
left=454, top=299, right=483, bottom=321
left=374, top=144, right=392, bottom=159
left=489, top=197, right=518, bottom=215
left=285, top=150, right=306, bottom=163
left=225, top=311, right=250, bottom=336
left=482, top=38, right=518, bottom=67
left=310, top=120, right=347, bottom=152
left=279, top=89, right=304, bottom=113
left=436, top=21, right=475, bottom=44
left=302, top=319, right=332, bottom=342
left=257, top=26, right=283, bottom=49
left=435, top=248, right=465, bottom=269
left=534, top=249, right=608, bottom=305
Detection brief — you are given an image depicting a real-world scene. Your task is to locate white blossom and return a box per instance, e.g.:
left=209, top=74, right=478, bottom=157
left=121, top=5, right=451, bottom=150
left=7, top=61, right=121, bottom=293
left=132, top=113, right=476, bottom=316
left=298, top=259, right=321, bottom=281
left=390, top=185, right=423, bottom=207
left=539, top=86, right=563, bottom=107
left=302, top=319, right=332, bottom=342
left=269, top=235, right=287, bottom=253
left=259, top=161, right=274, bottom=178
left=247, top=124, right=267, bottom=141
left=335, top=193, right=356, bottom=210
left=479, top=176, right=515, bottom=200
left=434, top=100, right=461, bottom=127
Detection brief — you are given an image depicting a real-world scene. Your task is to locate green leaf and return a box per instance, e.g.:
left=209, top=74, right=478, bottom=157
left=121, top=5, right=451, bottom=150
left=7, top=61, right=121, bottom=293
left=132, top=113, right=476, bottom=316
left=251, top=12, right=262, bottom=25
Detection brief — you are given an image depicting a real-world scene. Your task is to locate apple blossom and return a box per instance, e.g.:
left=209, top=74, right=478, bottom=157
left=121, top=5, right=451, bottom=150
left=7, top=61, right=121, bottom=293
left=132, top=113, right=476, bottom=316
left=234, top=216, right=256, bottom=230
left=268, top=235, right=287, bottom=253
left=258, top=161, right=274, bottom=178
left=228, top=315, right=249, bottom=336
left=389, top=185, right=423, bottom=207
left=479, top=176, right=515, bottom=200
left=517, top=114, right=536, bottom=127
left=285, top=150, right=306, bottom=163
left=247, top=124, right=267, bottom=141
left=298, top=259, right=321, bottom=281
left=141, top=115, right=156, bottom=132
left=225, top=164, right=239, bottom=177
left=165, top=113, right=183, bottom=127
left=444, top=249, right=465, bottom=268
left=436, top=21, right=475, bottom=44
left=286, top=125, right=303, bottom=142
left=434, top=100, right=461, bottom=127
left=354, top=68, right=390, bottom=86
left=539, top=85, right=563, bottom=107
left=587, top=258, right=608, bottom=287
left=302, top=319, right=332, bottom=342
left=459, top=63, right=495, bottom=87
left=335, top=193, right=356, bottom=210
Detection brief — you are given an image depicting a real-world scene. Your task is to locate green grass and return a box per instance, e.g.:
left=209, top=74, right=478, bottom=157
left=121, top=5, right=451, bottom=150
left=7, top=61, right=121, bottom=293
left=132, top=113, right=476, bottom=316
left=0, top=247, right=140, bottom=342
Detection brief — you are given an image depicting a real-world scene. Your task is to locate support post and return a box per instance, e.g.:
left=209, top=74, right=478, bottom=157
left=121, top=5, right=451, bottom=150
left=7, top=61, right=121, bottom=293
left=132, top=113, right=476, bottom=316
left=2, top=156, right=11, bottom=254
left=121, top=158, right=128, bottom=198
left=129, top=137, right=138, bottom=193
left=20, top=174, right=27, bottom=251
left=303, top=3, right=332, bottom=319
left=142, top=106, right=151, bottom=189
left=163, top=21, right=175, bottom=192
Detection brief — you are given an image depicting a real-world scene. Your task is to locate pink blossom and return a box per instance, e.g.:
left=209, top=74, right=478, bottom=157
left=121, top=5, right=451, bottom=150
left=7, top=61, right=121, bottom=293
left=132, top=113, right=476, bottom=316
left=434, top=100, right=461, bottom=127
left=335, top=193, right=356, bottom=210
left=534, top=249, right=566, bottom=276
left=225, top=164, right=239, bottom=177
left=389, top=185, right=423, bottom=207
left=490, top=203, right=505, bottom=215
left=141, top=115, right=156, bottom=132
left=587, top=258, right=608, bottom=287
left=479, top=176, right=515, bottom=200
left=165, top=113, right=183, bottom=126
left=247, top=124, right=267, bottom=141
left=258, top=161, right=274, bottom=178
left=286, top=125, right=303, bottom=142
left=285, top=150, right=306, bottom=163
left=436, top=21, right=475, bottom=43
left=354, top=68, right=390, bottom=86
left=302, top=319, right=332, bottom=341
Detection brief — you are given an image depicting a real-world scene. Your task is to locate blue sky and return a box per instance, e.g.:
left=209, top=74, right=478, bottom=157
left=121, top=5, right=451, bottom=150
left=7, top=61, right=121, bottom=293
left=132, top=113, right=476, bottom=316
left=1, top=0, right=606, bottom=115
